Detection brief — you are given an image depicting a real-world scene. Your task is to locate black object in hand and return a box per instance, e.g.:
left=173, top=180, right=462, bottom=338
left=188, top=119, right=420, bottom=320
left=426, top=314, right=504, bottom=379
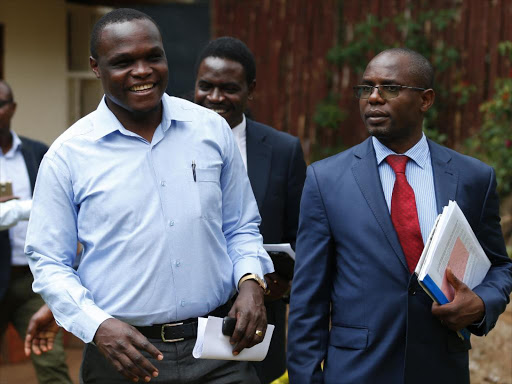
left=268, top=251, right=295, bottom=280
left=222, top=316, right=237, bottom=336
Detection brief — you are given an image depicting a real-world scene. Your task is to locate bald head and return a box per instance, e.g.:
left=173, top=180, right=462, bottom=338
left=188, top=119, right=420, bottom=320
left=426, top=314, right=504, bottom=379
left=0, top=80, right=14, bottom=102
left=369, top=48, right=434, bottom=90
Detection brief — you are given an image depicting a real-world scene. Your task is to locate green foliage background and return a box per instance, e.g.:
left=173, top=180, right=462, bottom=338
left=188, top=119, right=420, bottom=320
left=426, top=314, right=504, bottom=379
left=463, top=42, right=512, bottom=197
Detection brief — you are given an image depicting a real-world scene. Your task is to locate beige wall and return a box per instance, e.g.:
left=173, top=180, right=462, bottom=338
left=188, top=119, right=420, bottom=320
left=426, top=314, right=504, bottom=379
left=0, top=0, right=67, bottom=146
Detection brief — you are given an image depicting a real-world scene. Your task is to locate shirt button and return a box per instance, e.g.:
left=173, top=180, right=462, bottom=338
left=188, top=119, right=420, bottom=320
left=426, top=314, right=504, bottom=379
left=160, top=180, right=166, bottom=187
left=180, top=300, right=186, bottom=307
left=175, top=260, right=181, bottom=267
left=169, top=220, right=174, bottom=227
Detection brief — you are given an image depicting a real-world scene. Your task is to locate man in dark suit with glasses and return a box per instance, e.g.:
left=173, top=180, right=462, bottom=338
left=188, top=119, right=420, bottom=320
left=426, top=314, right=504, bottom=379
left=288, top=48, right=512, bottom=384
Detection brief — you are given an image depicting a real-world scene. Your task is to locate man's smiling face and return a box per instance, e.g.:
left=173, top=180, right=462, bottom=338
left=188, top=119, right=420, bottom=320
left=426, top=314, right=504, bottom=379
left=194, top=57, right=255, bottom=128
left=90, top=18, right=168, bottom=118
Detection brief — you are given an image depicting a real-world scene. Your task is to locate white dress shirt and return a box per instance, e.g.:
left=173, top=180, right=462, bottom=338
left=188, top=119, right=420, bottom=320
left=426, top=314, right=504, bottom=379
left=231, top=114, right=247, bottom=171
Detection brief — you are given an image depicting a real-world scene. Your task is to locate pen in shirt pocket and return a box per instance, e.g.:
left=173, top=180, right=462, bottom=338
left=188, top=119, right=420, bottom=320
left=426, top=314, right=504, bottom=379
left=192, top=160, right=196, bottom=182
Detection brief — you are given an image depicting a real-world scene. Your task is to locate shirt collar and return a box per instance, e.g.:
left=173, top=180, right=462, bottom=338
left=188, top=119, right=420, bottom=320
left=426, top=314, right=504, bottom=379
left=10, top=130, right=22, bottom=152
left=231, top=114, right=246, bottom=138
left=372, top=133, right=430, bottom=169
left=1, top=130, right=23, bottom=158
left=90, top=94, right=193, bottom=141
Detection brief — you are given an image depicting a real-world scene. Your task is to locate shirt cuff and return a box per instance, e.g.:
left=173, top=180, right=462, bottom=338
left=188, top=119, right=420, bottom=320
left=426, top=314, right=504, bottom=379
left=234, top=259, right=264, bottom=292
left=233, top=249, right=275, bottom=291
left=70, top=305, right=113, bottom=343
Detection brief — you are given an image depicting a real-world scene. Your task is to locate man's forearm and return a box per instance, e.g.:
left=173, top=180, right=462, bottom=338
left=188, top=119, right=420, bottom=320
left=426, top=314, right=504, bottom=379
left=26, top=252, right=112, bottom=343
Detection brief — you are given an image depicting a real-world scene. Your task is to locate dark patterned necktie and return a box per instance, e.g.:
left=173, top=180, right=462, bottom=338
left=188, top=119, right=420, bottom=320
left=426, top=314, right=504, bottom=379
left=386, top=155, right=424, bottom=273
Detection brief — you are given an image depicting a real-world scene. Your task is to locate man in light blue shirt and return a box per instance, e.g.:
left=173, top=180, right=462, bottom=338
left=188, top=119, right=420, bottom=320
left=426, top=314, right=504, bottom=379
left=25, top=8, right=272, bottom=383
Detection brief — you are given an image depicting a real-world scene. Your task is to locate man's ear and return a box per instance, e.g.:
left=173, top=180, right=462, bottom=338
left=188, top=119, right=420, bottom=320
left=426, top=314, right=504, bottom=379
left=420, top=89, right=435, bottom=113
left=248, top=79, right=256, bottom=100
left=90, top=56, right=100, bottom=79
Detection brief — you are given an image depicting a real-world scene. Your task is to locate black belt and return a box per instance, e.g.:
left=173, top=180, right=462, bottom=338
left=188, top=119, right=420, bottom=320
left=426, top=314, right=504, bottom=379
left=135, top=300, right=232, bottom=343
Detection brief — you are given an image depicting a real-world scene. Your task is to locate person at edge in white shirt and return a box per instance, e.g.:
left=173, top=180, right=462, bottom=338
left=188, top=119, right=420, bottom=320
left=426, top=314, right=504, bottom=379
left=0, top=79, right=72, bottom=384
left=0, top=198, right=32, bottom=230
left=24, top=8, right=273, bottom=384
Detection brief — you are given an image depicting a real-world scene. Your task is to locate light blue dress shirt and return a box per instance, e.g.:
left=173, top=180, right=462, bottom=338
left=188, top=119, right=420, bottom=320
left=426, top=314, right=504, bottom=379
left=25, top=94, right=273, bottom=343
left=372, top=134, right=438, bottom=244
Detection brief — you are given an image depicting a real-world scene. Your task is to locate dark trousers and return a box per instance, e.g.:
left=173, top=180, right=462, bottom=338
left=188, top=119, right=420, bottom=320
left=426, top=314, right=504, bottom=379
left=80, top=338, right=261, bottom=384
left=0, top=266, right=72, bottom=384
left=252, top=300, right=287, bottom=383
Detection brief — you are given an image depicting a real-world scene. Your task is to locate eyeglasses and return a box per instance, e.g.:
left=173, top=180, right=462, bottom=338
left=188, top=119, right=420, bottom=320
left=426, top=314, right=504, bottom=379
left=353, top=85, right=427, bottom=100
left=0, top=99, right=13, bottom=108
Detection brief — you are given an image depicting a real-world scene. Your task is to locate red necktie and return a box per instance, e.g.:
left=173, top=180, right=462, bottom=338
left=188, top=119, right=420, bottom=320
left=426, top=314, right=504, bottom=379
left=386, top=155, right=424, bottom=273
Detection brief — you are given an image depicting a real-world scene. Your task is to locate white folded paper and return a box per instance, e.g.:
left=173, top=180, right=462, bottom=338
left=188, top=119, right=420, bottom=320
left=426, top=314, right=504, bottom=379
left=263, top=243, right=295, bottom=260
left=192, top=316, right=274, bottom=361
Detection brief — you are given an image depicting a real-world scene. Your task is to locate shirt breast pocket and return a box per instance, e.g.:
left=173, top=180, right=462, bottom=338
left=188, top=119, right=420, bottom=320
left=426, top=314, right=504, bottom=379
left=195, top=166, right=222, bottom=221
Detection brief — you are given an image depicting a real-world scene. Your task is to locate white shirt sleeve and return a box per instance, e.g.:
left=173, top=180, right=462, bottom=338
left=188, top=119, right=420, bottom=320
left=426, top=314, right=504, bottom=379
left=0, top=199, right=32, bottom=230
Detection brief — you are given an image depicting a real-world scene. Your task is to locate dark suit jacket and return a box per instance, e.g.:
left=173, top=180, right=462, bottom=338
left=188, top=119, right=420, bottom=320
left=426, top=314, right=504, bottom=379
left=287, top=137, right=512, bottom=384
left=0, top=135, right=48, bottom=299
left=246, top=119, right=306, bottom=383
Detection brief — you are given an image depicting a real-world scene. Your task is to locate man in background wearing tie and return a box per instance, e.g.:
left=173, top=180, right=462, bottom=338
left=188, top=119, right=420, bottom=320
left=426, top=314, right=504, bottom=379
left=287, top=48, right=512, bottom=384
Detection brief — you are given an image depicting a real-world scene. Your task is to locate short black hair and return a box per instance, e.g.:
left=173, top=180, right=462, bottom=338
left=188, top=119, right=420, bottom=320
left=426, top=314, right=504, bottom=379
left=375, top=48, right=435, bottom=89
left=90, top=8, right=160, bottom=59
left=195, top=37, right=256, bottom=85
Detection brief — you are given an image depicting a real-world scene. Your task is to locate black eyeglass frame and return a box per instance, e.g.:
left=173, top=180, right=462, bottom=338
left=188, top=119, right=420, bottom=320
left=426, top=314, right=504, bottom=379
left=353, top=84, right=427, bottom=100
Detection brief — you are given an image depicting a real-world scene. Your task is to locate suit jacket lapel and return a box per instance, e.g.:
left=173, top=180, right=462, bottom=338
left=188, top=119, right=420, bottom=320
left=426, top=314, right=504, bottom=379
left=428, top=139, right=458, bottom=214
left=351, top=138, right=459, bottom=275
left=246, top=119, right=272, bottom=208
left=352, top=138, right=409, bottom=273
left=19, top=139, right=37, bottom=193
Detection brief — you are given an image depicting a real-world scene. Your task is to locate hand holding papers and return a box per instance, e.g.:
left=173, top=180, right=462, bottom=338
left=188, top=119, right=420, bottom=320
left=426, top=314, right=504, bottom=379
left=193, top=316, right=274, bottom=361
left=415, top=201, right=491, bottom=339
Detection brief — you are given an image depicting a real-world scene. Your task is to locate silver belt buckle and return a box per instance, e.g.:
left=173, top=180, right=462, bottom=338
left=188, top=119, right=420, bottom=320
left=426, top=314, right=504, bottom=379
left=161, top=322, right=185, bottom=343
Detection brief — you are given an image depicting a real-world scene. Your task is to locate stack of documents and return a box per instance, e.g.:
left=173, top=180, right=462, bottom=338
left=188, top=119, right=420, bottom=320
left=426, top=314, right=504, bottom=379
left=415, top=200, right=491, bottom=339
